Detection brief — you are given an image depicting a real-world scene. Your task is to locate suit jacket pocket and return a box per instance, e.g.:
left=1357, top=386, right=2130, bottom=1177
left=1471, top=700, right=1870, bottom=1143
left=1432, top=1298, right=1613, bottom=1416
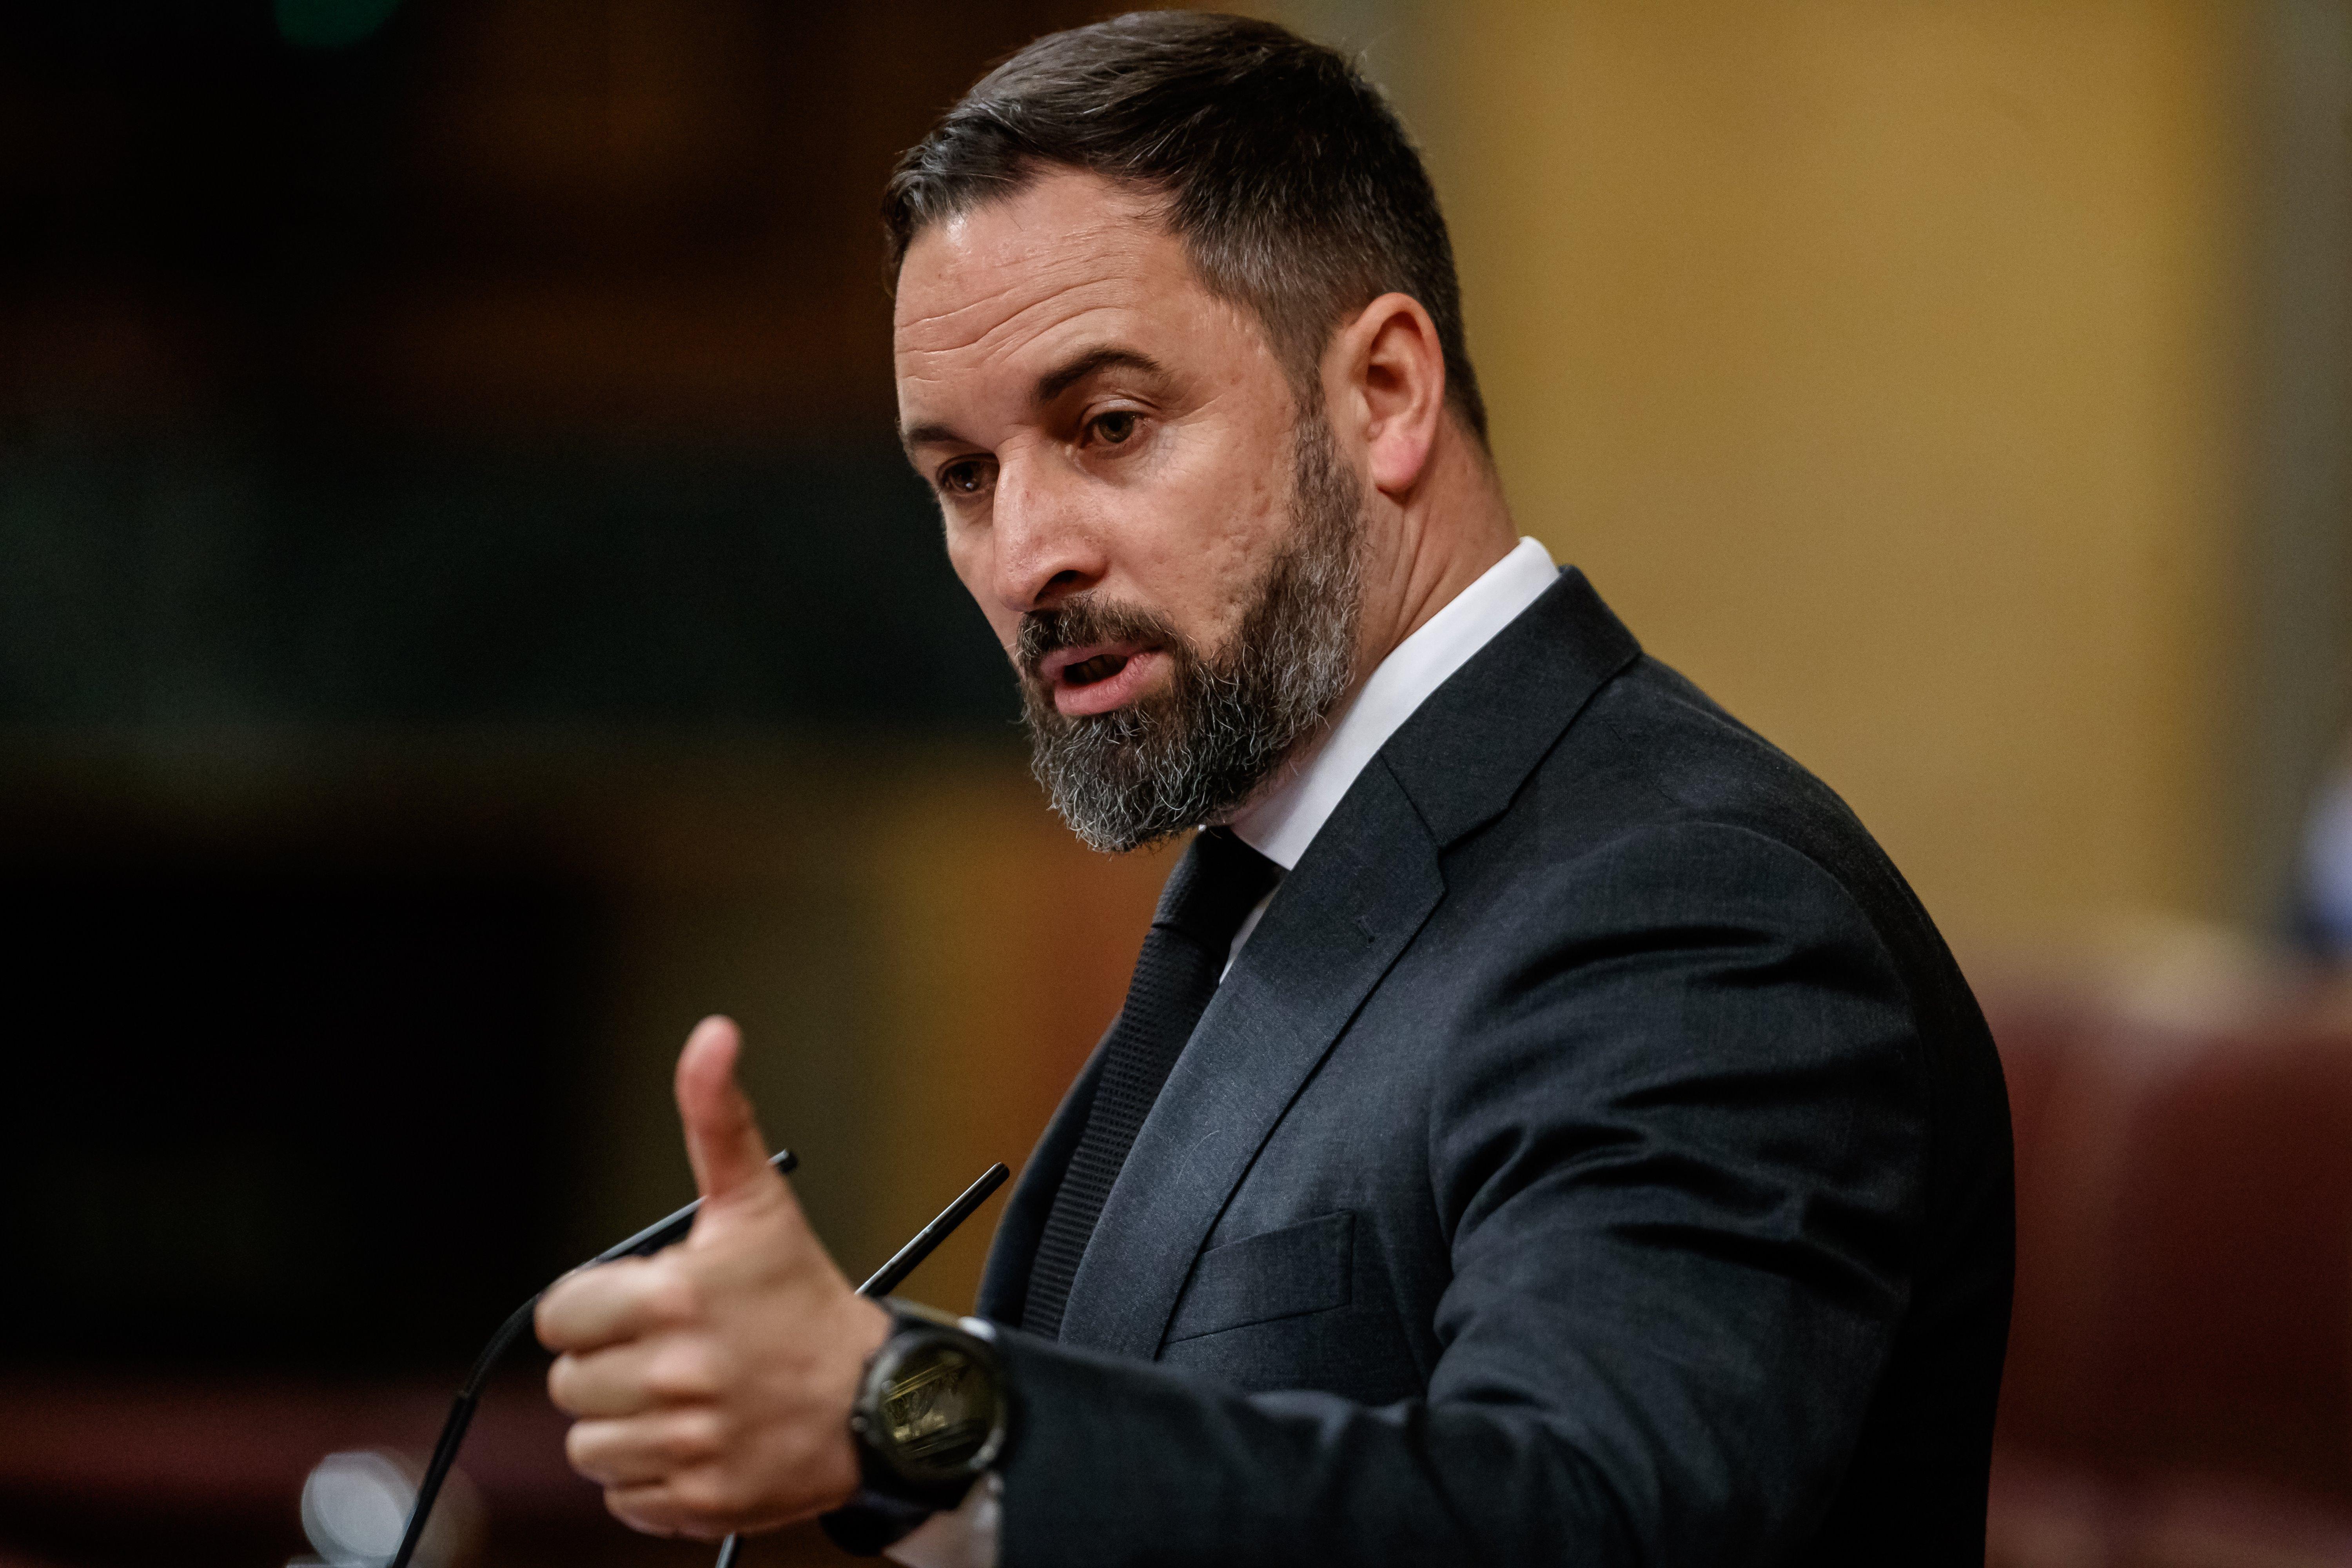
left=1165, top=1210, right=1354, bottom=1344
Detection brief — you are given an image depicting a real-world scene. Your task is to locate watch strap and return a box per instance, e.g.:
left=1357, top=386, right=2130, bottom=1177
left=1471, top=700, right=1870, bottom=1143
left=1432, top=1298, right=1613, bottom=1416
left=817, top=1491, right=935, bottom=1557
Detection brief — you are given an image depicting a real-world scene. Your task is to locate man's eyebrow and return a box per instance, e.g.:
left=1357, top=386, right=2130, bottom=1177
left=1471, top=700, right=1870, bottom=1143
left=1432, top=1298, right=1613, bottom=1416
left=900, top=419, right=962, bottom=454
left=898, top=348, right=1169, bottom=455
left=1034, top=347, right=1167, bottom=405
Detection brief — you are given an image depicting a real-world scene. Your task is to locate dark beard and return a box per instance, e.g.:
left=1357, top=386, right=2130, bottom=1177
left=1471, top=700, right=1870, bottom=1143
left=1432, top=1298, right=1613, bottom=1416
left=1016, top=413, right=1365, bottom=853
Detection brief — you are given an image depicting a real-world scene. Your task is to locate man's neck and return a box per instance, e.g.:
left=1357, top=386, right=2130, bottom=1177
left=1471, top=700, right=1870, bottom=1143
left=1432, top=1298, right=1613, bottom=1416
left=1352, top=424, right=1522, bottom=694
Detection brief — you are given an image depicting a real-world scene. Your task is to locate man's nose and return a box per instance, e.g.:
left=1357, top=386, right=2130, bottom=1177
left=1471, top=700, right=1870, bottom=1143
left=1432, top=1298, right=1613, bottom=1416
left=990, top=453, right=1107, bottom=614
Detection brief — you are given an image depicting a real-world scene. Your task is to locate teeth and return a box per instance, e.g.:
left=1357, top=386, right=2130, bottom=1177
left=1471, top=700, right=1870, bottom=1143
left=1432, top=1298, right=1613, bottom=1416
left=1067, top=654, right=1129, bottom=685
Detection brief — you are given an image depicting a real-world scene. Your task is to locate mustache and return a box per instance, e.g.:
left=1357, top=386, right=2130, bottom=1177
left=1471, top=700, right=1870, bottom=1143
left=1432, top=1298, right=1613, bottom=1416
left=1015, top=597, right=1189, bottom=681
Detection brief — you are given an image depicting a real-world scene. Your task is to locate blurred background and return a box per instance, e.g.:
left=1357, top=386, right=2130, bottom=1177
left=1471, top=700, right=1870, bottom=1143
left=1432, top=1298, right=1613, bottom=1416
left=0, top=2, right=2344, bottom=1565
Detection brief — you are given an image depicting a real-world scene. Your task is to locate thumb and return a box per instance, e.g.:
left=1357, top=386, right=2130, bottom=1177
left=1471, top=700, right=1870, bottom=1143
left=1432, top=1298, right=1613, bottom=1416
left=674, top=1015, right=782, bottom=1205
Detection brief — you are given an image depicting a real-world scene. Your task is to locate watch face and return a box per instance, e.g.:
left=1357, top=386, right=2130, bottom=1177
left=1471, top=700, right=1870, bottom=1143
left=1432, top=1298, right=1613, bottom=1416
left=876, top=1336, right=1003, bottom=1480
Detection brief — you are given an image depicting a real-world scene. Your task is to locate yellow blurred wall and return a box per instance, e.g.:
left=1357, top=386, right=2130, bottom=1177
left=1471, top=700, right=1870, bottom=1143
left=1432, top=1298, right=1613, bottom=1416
left=853, top=761, right=1177, bottom=1307
left=1272, top=0, right=2249, bottom=952
left=575, top=746, right=1171, bottom=1314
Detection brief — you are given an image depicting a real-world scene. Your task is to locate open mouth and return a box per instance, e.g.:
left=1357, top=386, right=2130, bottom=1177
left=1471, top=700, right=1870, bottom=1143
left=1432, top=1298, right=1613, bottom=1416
left=1062, top=652, right=1132, bottom=687
left=1034, top=641, right=1166, bottom=718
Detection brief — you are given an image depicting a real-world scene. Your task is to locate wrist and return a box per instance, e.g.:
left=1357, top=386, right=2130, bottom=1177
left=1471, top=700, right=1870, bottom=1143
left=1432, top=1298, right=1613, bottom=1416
left=818, top=1294, right=897, bottom=1512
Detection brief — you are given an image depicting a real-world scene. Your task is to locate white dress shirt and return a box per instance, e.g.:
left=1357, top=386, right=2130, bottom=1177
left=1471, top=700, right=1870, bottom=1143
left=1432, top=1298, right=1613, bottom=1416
left=888, top=536, right=1560, bottom=1568
left=1222, top=535, right=1559, bottom=965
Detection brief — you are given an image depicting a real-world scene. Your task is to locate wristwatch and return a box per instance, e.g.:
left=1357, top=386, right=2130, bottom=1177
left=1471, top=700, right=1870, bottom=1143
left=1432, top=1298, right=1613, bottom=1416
left=846, top=1299, right=1010, bottom=1512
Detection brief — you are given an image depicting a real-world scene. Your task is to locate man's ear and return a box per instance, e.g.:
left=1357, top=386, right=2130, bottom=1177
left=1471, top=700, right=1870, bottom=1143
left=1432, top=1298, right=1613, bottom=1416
left=1328, top=292, right=1447, bottom=498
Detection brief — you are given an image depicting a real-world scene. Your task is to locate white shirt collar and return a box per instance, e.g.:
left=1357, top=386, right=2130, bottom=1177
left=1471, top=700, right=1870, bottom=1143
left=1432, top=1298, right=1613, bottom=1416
left=1228, top=536, right=1559, bottom=870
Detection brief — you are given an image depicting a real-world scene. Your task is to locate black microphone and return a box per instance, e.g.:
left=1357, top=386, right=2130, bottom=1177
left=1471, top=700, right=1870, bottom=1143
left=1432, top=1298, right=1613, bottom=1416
left=379, top=1151, right=1011, bottom=1568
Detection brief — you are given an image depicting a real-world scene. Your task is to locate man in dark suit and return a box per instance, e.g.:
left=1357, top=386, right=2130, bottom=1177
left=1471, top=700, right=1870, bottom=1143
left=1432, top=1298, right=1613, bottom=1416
left=534, top=14, right=2013, bottom=1566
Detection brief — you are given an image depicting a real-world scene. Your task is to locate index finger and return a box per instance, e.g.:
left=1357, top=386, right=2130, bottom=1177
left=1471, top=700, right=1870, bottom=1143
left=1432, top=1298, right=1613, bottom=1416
left=534, top=1255, right=686, bottom=1355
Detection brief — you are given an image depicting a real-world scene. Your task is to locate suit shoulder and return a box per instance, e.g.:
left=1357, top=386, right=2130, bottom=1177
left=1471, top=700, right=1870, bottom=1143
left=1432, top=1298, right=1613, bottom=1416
left=1496, top=653, right=1991, bottom=1053
left=1530, top=653, right=1895, bottom=901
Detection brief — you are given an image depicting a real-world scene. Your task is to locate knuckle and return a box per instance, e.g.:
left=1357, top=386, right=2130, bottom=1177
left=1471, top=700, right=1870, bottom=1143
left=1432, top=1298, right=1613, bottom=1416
left=545, top=1356, right=580, bottom=1412
left=670, top=1466, right=737, bottom=1519
left=564, top=1422, right=606, bottom=1475
left=532, top=1292, right=573, bottom=1350
left=645, top=1265, right=703, bottom=1326
left=668, top=1408, right=728, bottom=1466
left=644, top=1343, right=720, bottom=1401
left=606, top=1489, right=672, bottom=1536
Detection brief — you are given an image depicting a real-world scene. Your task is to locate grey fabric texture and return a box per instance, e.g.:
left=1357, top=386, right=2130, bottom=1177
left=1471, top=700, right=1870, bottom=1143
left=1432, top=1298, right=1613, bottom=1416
left=972, top=568, right=2014, bottom=1568
left=1023, top=829, right=1281, bottom=1340
left=1163, top=1209, right=1353, bottom=1344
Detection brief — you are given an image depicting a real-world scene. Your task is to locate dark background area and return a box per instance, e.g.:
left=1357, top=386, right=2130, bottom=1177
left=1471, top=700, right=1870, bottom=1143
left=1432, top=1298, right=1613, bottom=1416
left=0, top=0, right=1083, bottom=1375
left=3, top=845, right=594, bottom=1372
left=0, top=5, right=1112, bottom=1563
left=0, top=0, right=1038, bottom=735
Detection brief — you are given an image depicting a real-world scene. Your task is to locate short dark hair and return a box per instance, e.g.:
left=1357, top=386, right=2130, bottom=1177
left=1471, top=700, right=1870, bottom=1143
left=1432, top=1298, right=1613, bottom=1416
left=882, top=11, right=1488, bottom=443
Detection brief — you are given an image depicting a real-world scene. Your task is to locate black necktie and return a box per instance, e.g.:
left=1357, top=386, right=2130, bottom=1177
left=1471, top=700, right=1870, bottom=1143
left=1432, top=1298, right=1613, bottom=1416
left=1021, top=828, right=1282, bottom=1340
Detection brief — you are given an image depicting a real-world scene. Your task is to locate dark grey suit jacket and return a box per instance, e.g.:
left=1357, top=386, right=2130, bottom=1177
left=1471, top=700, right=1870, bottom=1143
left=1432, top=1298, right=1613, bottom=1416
left=972, top=569, right=2013, bottom=1566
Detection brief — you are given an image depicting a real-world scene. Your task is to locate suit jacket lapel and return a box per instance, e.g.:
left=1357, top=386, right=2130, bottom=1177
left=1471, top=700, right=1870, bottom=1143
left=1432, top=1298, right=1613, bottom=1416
left=1377, top=566, right=1641, bottom=847
left=1054, top=762, right=1445, bottom=1358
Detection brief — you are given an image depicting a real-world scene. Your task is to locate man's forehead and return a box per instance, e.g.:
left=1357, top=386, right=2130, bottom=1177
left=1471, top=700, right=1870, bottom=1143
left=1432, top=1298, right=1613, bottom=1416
left=892, top=172, right=1190, bottom=367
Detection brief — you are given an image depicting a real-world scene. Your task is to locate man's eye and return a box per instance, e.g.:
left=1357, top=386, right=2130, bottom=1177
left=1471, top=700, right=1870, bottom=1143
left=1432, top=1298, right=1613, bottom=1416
left=1090, top=410, right=1141, bottom=446
left=939, top=459, right=992, bottom=496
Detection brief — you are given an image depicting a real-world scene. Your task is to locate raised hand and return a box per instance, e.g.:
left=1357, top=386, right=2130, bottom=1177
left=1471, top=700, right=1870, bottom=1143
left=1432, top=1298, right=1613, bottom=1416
left=536, top=1016, right=891, bottom=1539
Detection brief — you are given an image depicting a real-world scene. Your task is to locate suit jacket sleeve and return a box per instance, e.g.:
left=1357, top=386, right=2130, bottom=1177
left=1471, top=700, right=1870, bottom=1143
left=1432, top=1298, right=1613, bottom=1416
left=989, top=820, right=1932, bottom=1567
